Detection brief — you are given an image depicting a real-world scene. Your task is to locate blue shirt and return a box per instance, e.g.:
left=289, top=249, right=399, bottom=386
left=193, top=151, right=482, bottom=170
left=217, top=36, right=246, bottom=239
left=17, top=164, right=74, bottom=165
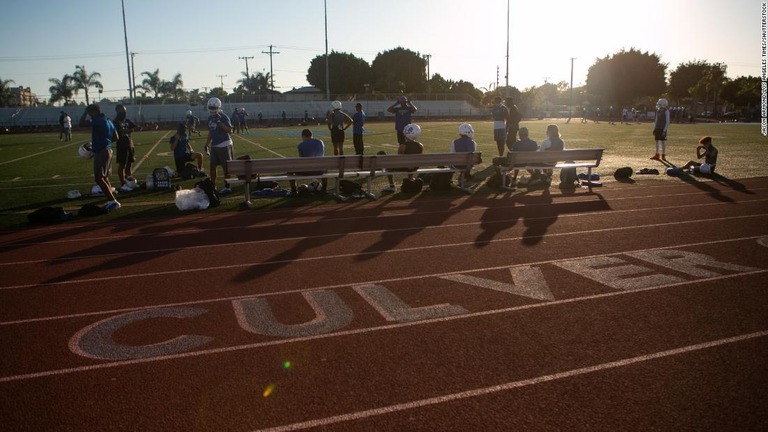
left=511, top=138, right=537, bottom=152
left=172, top=133, right=191, bottom=159
left=297, top=138, right=325, bottom=157
left=451, top=136, right=477, bottom=153
left=352, top=111, right=365, bottom=134
left=393, top=106, right=413, bottom=131
left=207, top=113, right=233, bottom=146
left=87, top=115, right=116, bottom=152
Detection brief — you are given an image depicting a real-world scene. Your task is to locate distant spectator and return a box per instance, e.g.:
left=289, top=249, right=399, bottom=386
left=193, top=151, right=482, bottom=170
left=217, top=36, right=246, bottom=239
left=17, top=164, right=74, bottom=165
left=387, top=95, right=417, bottom=145
left=114, top=104, right=139, bottom=192
left=352, top=102, right=366, bottom=155
left=185, top=110, right=201, bottom=136
left=62, top=112, right=72, bottom=141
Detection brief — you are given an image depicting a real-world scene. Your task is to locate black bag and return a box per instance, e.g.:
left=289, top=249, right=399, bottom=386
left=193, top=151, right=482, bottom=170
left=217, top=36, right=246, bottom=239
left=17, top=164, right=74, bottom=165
left=195, top=178, right=221, bottom=208
left=429, top=172, right=453, bottom=190
left=401, top=177, right=423, bottom=193
left=28, top=206, right=66, bottom=224
left=559, top=166, right=578, bottom=188
left=614, top=167, right=633, bottom=180
left=152, top=167, right=171, bottom=189
left=78, top=203, right=108, bottom=217
left=339, top=179, right=363, bottom=194
left=180, top=163, right=202, bottom=180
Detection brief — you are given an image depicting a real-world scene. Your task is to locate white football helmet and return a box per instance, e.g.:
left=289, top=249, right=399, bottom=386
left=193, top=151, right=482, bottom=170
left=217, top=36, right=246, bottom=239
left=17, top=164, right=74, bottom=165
left=78, top=142, right=93, bottom=159
left=186, top=110, right=192, bottom=116
left=403, top=123, right=421, bottom=140
left=458, top=123, right=474, bottom=138
left=331, top=100, right=342, bottom=110
left=207, top=97, right=222, bottom=114
left=656, top=98, right=669, bottom=109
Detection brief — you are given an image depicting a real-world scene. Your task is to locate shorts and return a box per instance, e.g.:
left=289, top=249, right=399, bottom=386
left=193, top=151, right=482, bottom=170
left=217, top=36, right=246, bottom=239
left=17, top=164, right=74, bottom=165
left=92, top=148, right=112, bottom=180
left=653, top=129, right=667, bottom=141
left=116, top=139, right=135, bottom=165
left=210, top=145, right=233, bottom=167
left=331, top=129, right=345, bottom=143
left=175, top=154, right=195, bottom=172
left=494, top=128, right=507, bottom=143
left=396, top=130, right=406, bottom=145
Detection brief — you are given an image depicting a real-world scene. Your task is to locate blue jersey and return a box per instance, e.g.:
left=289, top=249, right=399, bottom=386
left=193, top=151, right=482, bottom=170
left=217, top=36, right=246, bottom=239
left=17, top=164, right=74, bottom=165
left=353, top=111, right=365, bottom=134
left=207, top=113, right=233, bottom=146
left=297, top=138, right=325, bottom=157
left=393, top=106, right=413, bottom=131
left=172, top=134, right=191, bottom=159
left=451, top=136, right=477, bottom=153
left=87, top=115, right=116, bottom=152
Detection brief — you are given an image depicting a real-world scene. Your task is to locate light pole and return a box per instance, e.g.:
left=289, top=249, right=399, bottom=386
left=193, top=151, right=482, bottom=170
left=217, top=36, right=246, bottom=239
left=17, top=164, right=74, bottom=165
left=121, top=0, right=132, bottom=103
left=324, top=0, right=330, bottom=100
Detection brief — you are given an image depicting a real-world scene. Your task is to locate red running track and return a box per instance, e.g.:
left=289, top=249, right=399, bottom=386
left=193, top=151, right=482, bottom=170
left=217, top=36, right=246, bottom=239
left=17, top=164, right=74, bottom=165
left=1, top=177, right=767, bottom=431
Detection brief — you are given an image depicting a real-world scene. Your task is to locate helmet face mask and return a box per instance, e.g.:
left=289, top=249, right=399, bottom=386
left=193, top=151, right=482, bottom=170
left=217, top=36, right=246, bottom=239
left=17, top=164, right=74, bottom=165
left=403, top=123, right=421, bottom=140
left=207, top=97, right=222, bottom=115
left=459, top=123, right=474, bottom=138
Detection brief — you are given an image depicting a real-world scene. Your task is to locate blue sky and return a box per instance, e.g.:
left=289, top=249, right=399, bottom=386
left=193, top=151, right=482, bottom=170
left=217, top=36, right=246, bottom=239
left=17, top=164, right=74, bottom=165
left=0, top=0, right=760, bottom=104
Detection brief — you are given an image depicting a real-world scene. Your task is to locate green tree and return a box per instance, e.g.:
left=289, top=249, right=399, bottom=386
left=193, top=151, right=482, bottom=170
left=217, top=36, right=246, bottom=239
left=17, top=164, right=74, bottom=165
left=720, top=76, right=760, bottom=111
left=370, top=47, right=427, bottom=93
left=306, top=51, right=371, bottom=95
left=48, top=75, right=75, bottom=106
left=70, top=65, right=103, bottom=105
left=668, top=60, right=710, bottom=101
left=237, top=71, right=258, bottom=94
left=140, top=68, right=162, bottom=100
left=159, top=73, right=185, bottom=102
left=586, top=48, right=666, bottom=106
left=691, top=63, right=727, bottom=114
left=0, top=76, right=17, bottom=107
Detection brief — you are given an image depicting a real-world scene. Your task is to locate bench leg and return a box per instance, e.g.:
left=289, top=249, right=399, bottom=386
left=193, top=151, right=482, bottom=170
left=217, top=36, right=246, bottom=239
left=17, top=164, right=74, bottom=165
left=241, top=181, right=253, bottom=208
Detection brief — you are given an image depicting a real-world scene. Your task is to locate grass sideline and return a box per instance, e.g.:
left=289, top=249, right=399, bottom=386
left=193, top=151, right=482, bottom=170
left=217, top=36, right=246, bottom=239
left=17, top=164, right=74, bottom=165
left=0, top=119, right=764, bottom=227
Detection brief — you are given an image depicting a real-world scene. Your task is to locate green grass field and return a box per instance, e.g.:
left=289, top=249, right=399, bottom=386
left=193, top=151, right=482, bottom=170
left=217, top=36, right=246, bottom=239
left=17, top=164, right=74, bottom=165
left=0, top=119, right=765, bottom=227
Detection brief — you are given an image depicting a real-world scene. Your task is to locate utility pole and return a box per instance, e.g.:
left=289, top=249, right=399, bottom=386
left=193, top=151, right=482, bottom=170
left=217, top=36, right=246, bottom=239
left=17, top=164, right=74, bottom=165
left=324, top=0, right=330, bottom=100
left=505, top=0, right=510, bottom=91
left=262, top=45, right=280, bottom=102
left=423, top=54, right=431, bottom=81
left=121, top=0, right=132, bottom=104
left=216, top=74, right=227, bottom=89
left=238, top=56, right=254, bottom=78
left=569, top=57, right=576, bottom=120
left=130, top=52, right=137, bottom=101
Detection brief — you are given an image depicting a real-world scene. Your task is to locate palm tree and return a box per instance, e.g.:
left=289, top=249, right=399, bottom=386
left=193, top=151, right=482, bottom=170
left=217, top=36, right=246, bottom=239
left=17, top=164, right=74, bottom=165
left=237, top=71, right=258, bottom=94
left=70, top=65, right=103, bottom=105
left=0, top=76, right=16, bottom=107
left=141, top=68, right=162, bottom=100
left=48, top=75, right=75, bottom=106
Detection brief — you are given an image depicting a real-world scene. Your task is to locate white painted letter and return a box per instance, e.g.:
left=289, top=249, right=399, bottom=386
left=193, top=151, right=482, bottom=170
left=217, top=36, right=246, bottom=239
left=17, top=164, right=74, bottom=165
left=440, top=266, right=554, bottom=301
left=627, top=250, right=760, bottom=278
left=354, top=284, right=468, bottom=323
left=554, top=256, right=685, bottom=290
left=69, top=308, right=213, bottom=360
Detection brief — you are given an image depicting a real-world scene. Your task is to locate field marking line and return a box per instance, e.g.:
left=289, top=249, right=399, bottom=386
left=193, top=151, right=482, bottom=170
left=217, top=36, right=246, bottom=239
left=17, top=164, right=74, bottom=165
left=254, top=330, right=768, bottom=432
left=131, top=131, right=172, bottom=172
left=2, top=234, right=765, bottom=325
left=236, top=135, right=288, bottom=158
left=0, top=141, right=79, bottom=167
left=1, top=271, right=765, bottom=383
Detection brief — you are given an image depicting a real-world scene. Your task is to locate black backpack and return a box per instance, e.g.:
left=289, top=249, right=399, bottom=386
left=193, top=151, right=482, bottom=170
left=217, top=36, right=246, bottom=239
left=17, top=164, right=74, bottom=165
left=429, top=172, right=453, bottom=191
left=28, top=206, right=66, bottom=224
left=152, top=167, right=171, bottom=189
left=339, top=179, right=363, bottom=195
left=195, top=178, right=221, bottom=208
left=401, top=177, right=424, bottom=193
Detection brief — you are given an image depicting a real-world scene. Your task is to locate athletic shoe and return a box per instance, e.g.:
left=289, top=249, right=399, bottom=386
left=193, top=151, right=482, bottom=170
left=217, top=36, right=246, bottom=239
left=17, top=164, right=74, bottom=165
left=118, top=184, right=133, bottom=193
left=382, top=185, right=396, bottom=193
left=104, top=200, right=121, bottom=211
left=219, top=187, right=232, bottom=195
left=204, top=145, right=210, bottom=155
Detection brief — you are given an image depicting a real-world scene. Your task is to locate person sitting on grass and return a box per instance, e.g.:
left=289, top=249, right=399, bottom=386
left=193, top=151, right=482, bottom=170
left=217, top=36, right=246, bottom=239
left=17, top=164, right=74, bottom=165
left=170, top=123, right=204, bottom=175
left=681, top=136, right=718, bottom=175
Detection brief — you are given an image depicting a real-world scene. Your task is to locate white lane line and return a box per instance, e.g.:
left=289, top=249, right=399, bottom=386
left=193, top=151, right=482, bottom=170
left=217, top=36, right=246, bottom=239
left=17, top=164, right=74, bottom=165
left=1, top=213, right=767, bottom=290
left=0, top=142, right=76, bottom=166
left=254, top=330, right=768, bottom=432
left=237, top=135, right=288, bottom=158
left=0, top=269, right=766, bottom=384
